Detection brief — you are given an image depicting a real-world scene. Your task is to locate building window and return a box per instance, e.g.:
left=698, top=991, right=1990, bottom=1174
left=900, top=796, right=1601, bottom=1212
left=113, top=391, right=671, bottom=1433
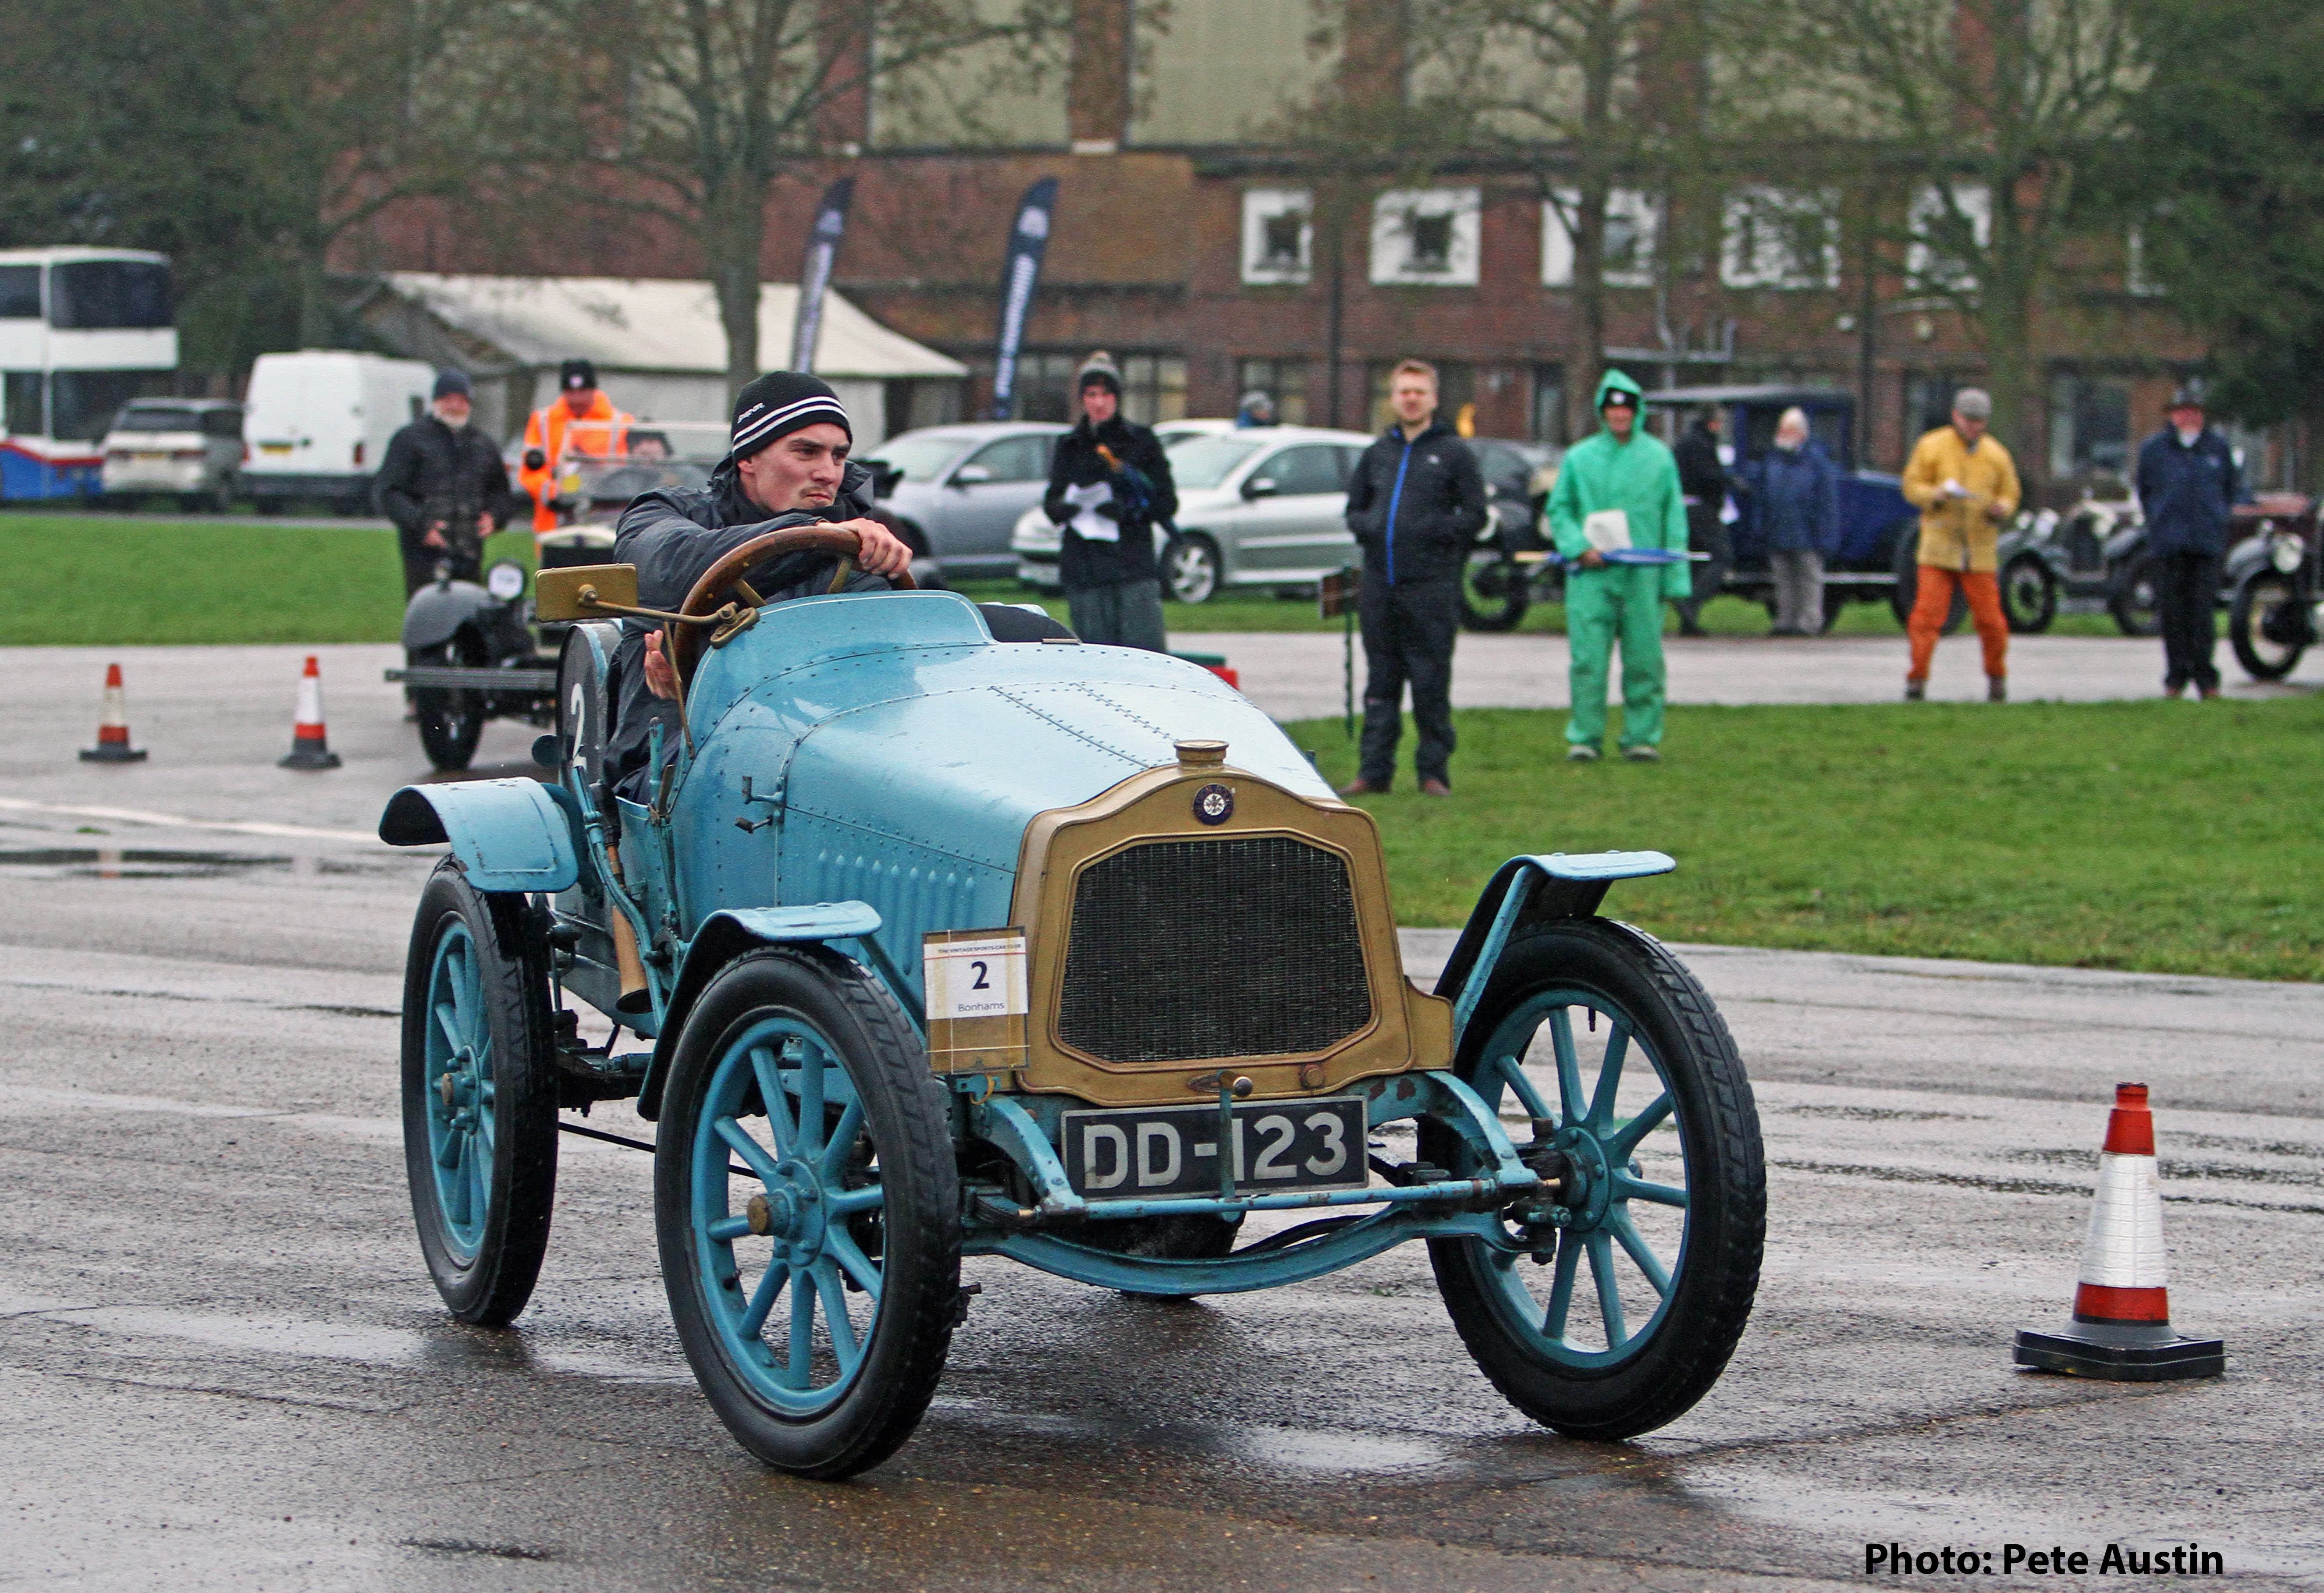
left=2048, top=373, right=2132, bottom=483
left=1904, top=372, right=1964, bottom=448
left=1530, top=365, right=1566, bottom=444
left=1370, top=188, right=1481, bottom=287
left=986, top=351, right=1187, bottom=425
left=1722, top=187, right=1840, bottom=290
left=1368, top=360, right=1474, bottom=432
left=1236, top=358, right=1308, bottom=426
left=1908, top=184, right=1990, bottom=293
left=1540, top=190, right=1659, bottom=288
left=2125, top=225, right=2165, bottom=298
left=1242, top=189, right=1312, bottom=285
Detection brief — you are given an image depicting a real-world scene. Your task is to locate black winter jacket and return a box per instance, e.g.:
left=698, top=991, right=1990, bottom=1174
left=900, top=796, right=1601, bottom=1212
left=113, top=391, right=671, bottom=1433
left=1043, top=415, right=1177, bottom=589
left=1343, top=421, right=1487, bottom=585
left=1673, top=421, right=1730, bottom=510
left=375, top=415, right=519, bottom=556
left=604, top=460, right=889, bottom=790
left=2135, top=426, right=2241, bottom=557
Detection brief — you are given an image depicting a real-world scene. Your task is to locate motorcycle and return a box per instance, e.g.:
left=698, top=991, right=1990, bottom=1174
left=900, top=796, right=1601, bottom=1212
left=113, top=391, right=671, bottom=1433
left=2225, top=495, right=2322, bottom=681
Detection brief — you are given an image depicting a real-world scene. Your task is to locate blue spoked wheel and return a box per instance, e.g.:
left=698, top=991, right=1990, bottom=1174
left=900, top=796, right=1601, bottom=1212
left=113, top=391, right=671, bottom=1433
left=400, top=862, right=559, bottom=1326
left=656, top=951, right=960, bottom=1478
left=1427, top=917, right=1764, bottom=1439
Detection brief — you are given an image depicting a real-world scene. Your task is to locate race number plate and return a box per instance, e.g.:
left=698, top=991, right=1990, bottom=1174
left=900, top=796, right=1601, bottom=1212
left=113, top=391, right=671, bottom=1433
left=1060, top=1096, right=1368, bottom=1199
left=923, top=928, right=1029, bottom=1075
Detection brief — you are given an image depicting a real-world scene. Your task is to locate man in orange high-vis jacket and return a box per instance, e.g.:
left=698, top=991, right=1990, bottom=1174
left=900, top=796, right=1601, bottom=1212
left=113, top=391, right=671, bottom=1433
left=518, top=358, right=631, bottom=534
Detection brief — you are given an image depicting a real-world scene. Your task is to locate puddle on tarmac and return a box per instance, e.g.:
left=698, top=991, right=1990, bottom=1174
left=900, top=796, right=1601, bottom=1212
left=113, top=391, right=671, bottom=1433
left=0, top=848, right=399, bottom=880
left=927, top=1396, right=1457, bottom=1476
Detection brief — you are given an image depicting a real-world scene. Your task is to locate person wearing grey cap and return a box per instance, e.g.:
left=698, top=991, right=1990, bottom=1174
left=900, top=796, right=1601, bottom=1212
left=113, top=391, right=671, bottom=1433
left=1899, top=386, right=2020, bottom=700
left=2135, top=384, right=2240, bottom=698
left=375, top=368, right=518, bottom=596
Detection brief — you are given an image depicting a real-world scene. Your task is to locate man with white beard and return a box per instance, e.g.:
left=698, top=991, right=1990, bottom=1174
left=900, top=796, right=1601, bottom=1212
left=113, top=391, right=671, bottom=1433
left=376, top=369, right=519, bottom=596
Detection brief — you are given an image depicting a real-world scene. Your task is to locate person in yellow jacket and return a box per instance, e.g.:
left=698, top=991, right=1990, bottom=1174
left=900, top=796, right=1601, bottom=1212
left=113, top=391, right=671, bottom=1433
left=1899, top=387, right=2020, bottom=701
left=518, top=358, right=631, bottom=535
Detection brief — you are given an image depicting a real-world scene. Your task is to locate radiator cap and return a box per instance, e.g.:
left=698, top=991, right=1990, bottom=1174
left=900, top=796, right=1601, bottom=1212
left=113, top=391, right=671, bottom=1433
left=1175, top=739, right=1228, bottom=770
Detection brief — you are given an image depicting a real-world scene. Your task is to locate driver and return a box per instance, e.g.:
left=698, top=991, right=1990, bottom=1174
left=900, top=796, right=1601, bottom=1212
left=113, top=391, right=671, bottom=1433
left=604, top=372, right=911, bottom=799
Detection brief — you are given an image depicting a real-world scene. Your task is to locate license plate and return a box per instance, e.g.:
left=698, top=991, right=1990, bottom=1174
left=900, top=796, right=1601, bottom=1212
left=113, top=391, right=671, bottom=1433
left=258, top=442, right=293, bottom=455
left=133, top=451, right=168, bottom=462
left=1061, top=1096, right=1367, bottom=1198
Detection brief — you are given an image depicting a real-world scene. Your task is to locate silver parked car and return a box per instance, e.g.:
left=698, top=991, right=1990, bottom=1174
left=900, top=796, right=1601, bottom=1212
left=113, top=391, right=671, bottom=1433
left=1012, top=424, right=1376, bottom=602
left=100, top=398, right=245, bottom=511
left=860, top=422, right=1068, bottom=580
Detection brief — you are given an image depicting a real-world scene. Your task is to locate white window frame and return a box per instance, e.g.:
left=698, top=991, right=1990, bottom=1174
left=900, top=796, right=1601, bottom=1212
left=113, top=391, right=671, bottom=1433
left=1370, top=187, right=1482, bottom=287
left=1721, top=186, right=1840, bottom=290
left=1541, top=189, right=1660, bottom=288
left=1908, top=183, right=1990, bottom=293
left=2125, top=224, right=2164, bottom=298
left=1240, top=189, right=1313, bottom=286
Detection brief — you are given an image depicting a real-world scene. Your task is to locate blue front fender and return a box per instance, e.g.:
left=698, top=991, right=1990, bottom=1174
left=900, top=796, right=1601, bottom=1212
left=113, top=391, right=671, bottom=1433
left=379, top=778, right=581, bottom=893
left=1435, top=851, right=1675, bottom=1045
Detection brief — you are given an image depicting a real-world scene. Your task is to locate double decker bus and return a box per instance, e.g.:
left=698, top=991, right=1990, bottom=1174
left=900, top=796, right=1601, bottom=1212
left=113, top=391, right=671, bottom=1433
left=0, top=247, right=177, bottom=501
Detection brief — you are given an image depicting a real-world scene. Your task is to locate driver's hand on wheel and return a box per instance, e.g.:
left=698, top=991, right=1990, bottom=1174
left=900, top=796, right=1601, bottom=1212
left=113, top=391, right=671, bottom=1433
left=643, top=628, right=679, bottom=700
left=827, top=518, right=913, bottom=578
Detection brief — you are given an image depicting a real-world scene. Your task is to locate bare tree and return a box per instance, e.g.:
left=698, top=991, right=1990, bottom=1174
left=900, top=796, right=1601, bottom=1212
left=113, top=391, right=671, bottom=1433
left=1765, top=0, right=2143, bottom=472
left=526, top=0, right=1068, bottom=400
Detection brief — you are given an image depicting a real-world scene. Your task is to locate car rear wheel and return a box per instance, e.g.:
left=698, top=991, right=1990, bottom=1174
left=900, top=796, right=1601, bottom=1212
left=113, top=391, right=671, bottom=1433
left=2108, top=553, right=2163, bottom=637
left=1427, top=917, right=1764, bottom=1440
left=412, top=635, right=488, bottom=771
left=1460, top=553, right=1531, bottom=632
left=1162, top=534, right=1220, bottom=604
left=2230, top=571, right=2310, bottom=681
left=2001, top=553, right=2058, bottom=634
left=400, top=863, right=559, bottom=1327
left=656, top=950, right=960, bottom=1479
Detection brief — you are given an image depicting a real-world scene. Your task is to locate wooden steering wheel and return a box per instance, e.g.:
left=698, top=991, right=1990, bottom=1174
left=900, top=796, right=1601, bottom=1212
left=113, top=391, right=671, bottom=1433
left=669, top=525, right=917, bottom=684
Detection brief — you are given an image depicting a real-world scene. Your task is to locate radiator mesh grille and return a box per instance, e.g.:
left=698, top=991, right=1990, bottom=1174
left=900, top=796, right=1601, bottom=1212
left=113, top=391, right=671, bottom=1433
left=1056, top=836, right=1372, bottom=1064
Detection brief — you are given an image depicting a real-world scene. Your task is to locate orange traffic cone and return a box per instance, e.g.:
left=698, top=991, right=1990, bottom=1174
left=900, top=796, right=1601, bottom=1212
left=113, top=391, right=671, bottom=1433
left=277, top=654, right=343, bottom=770
left=2015, top=1083, right=2224, bottom=1380
left=79, top=663, right=148, bottom=762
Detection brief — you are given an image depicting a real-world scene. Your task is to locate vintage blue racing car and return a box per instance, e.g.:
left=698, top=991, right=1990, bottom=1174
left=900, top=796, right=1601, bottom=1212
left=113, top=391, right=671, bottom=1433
left=379, top=524, right=1767, bottom=1478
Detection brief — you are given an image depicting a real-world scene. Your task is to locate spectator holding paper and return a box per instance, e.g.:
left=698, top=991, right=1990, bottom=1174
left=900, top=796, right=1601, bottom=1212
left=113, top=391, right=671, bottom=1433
left=1042, top=351, right=1177, bottom=651
left=1899, top=387, right=2020, bottom=702
left=1546, top=369, right=1692, bottom=763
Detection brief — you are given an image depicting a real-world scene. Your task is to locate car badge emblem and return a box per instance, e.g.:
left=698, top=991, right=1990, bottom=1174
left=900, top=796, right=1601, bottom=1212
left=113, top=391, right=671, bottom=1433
left=1193, top=782, right=1234, bottom=825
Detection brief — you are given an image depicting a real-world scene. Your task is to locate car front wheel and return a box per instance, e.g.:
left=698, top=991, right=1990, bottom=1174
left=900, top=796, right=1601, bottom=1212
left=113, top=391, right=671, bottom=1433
left=1162, top=534, right=1221, bottom=604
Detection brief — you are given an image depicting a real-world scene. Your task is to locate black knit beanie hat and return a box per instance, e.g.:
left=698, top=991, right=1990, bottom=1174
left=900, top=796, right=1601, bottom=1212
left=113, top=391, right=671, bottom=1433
left=727, top=371, right=852, bottom=463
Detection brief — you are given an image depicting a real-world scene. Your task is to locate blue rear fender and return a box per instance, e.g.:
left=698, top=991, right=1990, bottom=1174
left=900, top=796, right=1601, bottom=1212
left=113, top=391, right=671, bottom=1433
left=379, top=778, right=583, bottom=893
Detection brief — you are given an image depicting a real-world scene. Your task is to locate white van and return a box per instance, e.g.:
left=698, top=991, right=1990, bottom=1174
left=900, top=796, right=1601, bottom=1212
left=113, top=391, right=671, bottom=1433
left=243, top=350, right=435, bottom=514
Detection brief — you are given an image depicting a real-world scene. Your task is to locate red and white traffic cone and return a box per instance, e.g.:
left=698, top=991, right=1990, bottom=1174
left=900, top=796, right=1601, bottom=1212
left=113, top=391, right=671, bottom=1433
left=2015, top=1082, right=2224, bottom=1381
left=277, top=654, right=343, bottom=770
left=78, top=663, right=148, bottom=763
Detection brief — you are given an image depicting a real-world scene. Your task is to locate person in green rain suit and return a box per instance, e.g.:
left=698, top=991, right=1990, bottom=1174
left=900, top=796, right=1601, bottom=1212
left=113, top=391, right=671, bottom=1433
left=1546, top=369, right=1693, bottom=762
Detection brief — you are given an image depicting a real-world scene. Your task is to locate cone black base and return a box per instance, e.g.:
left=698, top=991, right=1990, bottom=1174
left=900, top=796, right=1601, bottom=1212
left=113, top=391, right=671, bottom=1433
left=2014, top=1327, right=2225, bottom=1381
left=278, top=745, right=342, bottom=770
left=79, top=745, right=148, bottom=763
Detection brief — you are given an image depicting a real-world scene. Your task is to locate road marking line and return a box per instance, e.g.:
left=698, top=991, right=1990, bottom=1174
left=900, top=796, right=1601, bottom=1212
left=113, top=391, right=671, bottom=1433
left=0, top=795, right=398, bottom=847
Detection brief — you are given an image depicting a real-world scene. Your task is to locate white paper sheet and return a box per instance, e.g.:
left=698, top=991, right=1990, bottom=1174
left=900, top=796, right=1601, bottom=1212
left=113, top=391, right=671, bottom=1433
left=1064, top=480, right=1118, bottom=542
left=1582, top=507, right=1632, bottom=552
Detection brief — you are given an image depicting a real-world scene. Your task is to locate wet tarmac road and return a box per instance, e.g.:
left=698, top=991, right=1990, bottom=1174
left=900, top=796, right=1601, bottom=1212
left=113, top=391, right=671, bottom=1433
left=0, top=809, right=2317, bottom=1593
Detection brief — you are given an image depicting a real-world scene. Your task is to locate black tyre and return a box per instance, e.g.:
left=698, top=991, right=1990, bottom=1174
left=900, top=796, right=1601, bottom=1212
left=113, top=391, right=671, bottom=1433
left=656, top=950, right=960, bottom=1479
left=1890, top=533, right=1965, bottom=633
left=411, top=636, right=487, bottom=771
left=400, top=862, right=559, bottom=1327
left=2108, top=553, right=2162, bottom=637
left=1425, top=917, right=1764, bottom=1440
left=1162, top=534, right=1221, bottom=604
left=1460, top=553, right=1531, bottom=632
left=2000, top=553, right=2058, bottom=634
left=2230, top=571, right=2310, bottom=681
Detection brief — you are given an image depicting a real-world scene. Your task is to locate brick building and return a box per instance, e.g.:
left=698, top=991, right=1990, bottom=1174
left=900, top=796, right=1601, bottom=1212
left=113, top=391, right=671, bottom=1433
left=340, top=0, right=2295, bottom=499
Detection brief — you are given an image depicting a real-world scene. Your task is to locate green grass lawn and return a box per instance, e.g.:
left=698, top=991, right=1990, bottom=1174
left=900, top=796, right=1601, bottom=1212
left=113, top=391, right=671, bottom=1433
left=1290, top=695, right=2324, bottom=983
left=0, top=516, right=535, bottom=645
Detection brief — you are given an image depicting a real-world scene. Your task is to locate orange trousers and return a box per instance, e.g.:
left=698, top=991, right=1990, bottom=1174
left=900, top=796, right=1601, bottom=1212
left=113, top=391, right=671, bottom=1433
left=1907, top=566, right=2008, bottom=682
